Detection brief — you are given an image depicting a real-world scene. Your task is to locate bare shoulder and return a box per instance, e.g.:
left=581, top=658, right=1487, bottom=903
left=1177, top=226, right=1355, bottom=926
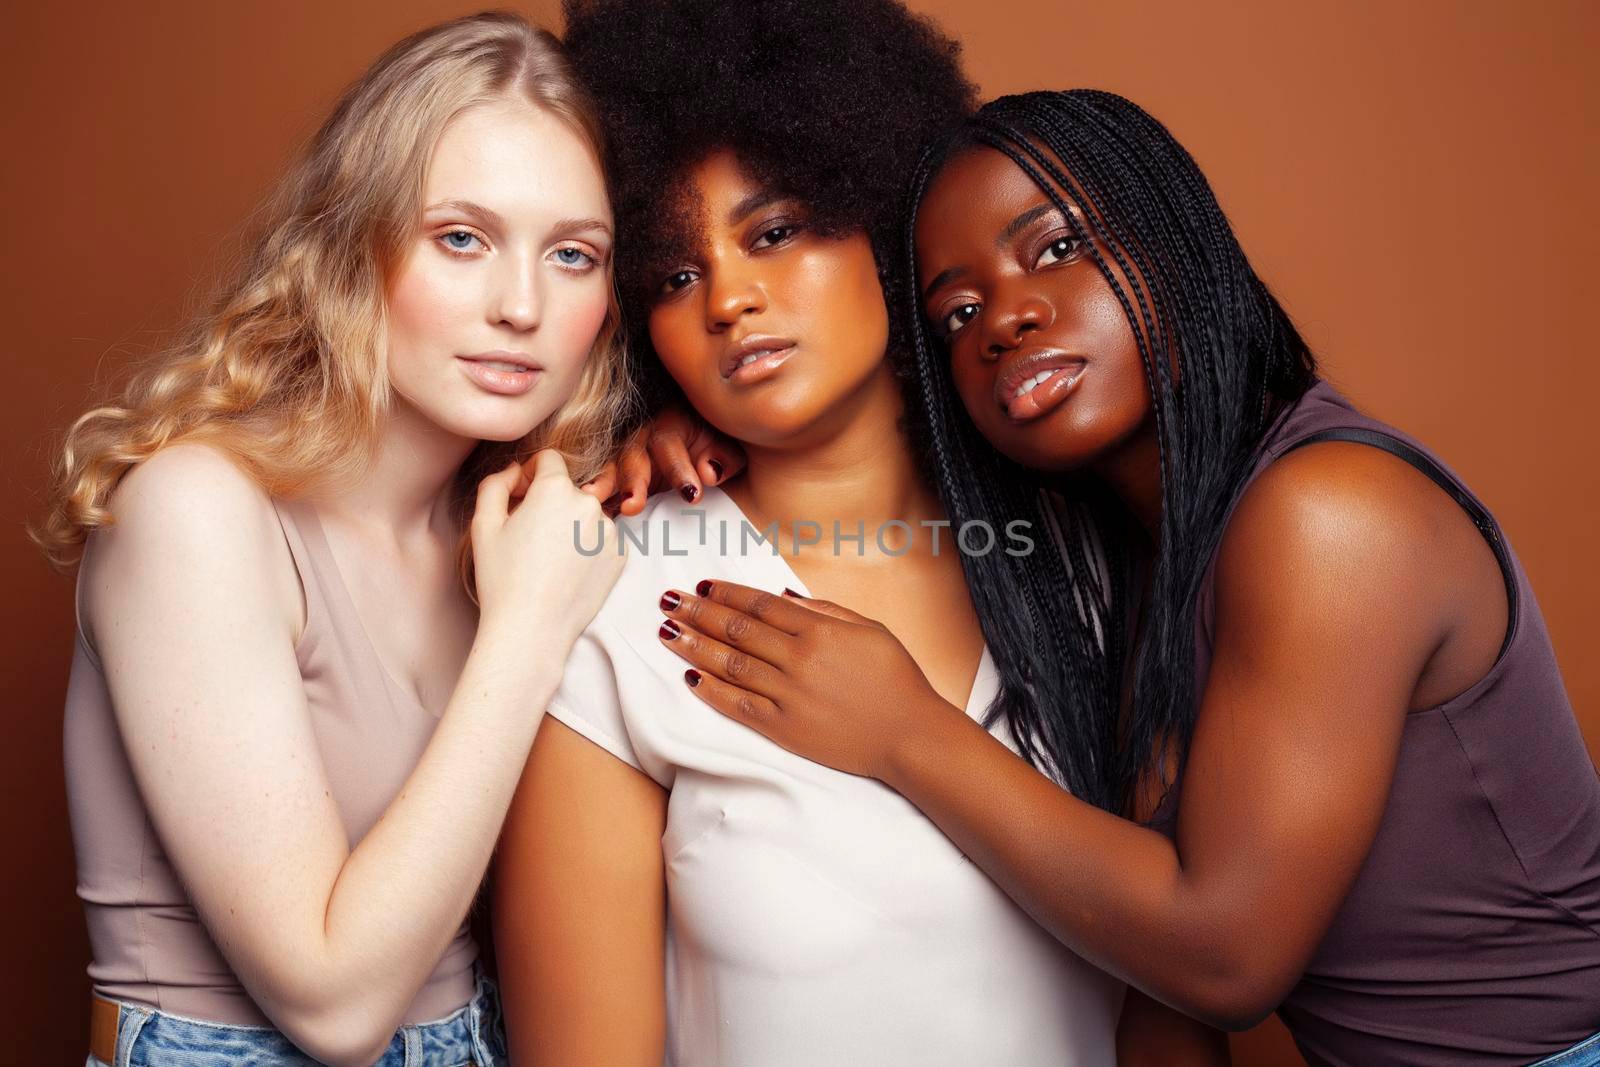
left=108, top=441, right=275, bottom=529
left=85, top=441, right=301, bottom=643
left=1219, top=440, right=1462, bottom=589
left=1210, top=438, right=1479, bottom=670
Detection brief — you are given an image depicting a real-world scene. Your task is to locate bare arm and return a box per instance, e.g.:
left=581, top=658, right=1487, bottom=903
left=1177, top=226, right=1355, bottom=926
left=654, top=445, right=1499, bottom=1028
left=493, top=718, right=668, bottom=1065
left=1117, top=989, right=1230, bottom=1066
left=872, top=447, right=1472, bottom=1025
left=85, top=445, right=620, bottom=1066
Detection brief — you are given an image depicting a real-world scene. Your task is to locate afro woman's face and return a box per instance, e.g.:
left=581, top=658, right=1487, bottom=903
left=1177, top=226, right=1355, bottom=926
left=645, top=152, right=890, bottom=448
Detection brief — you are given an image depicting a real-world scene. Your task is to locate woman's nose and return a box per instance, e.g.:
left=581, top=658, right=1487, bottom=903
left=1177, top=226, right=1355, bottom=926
left=493, top=253, right=543, bottom=332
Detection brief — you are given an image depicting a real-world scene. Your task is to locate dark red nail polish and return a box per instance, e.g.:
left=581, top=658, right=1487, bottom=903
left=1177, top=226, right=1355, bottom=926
left=659, top=619, right=681, bottom=640
left=696, top=579, right=713, bottom=597
left=708, top=459, right=724, bottom=482
left=685, top=668, right=702, bottom=687
left=783, top=587, right=806, bottom=598
left=680, top=483, right=698, bottom=502
left=660, top=590, right=681, bottom=611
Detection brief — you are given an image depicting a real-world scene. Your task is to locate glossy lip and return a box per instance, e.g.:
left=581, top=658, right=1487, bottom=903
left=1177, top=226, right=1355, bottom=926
left=456, top=350, right=545, bottom=397
left=721, top=334, right=797, bottom=383
left=460, top=350, right=542, bottom=371
left=994, top=349, right=1088, bottom=422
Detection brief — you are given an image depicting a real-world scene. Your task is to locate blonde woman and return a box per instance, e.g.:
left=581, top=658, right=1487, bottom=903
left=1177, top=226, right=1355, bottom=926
left=37, top=14, right=629, bottom=1067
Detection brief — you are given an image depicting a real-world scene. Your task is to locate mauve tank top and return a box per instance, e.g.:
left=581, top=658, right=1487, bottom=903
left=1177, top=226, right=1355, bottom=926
left=63, top=497, right=477, bottom=1026
left=1156, top=380, right=1600, bottom=1065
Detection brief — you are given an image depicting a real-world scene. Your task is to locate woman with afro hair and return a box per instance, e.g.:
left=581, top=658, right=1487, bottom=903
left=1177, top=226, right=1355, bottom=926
left=490, top=1, right=1221, bottom=1063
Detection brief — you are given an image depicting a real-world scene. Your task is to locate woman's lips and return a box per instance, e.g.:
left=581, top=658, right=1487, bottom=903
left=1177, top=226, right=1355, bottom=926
left=456, top=356, right=542, bottom=396
left=1001, top=360, right=1087, bottom=422
left=726, top=344, right=797, bottom=386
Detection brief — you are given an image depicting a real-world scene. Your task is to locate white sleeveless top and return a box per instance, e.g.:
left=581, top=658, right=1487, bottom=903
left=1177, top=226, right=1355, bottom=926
left=546, top=486, right=1124, bottom=1066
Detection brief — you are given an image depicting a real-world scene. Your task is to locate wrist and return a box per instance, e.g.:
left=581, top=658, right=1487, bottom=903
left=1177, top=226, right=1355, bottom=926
left=464, top=622, right=569, bottom=699
left=879, top=687, right=972, bottom=794
left=478, top=601, right=586, bottom=654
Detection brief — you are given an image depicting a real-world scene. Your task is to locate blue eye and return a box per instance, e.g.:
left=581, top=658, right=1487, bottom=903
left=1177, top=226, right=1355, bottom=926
left=439, top=230, right=484, bottom=254
left=554, top=246, right=597, bottom=269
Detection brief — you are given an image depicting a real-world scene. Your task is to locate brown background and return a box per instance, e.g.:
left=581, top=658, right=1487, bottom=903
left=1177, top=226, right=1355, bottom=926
left=2, top=1, right=1594, bottom=1063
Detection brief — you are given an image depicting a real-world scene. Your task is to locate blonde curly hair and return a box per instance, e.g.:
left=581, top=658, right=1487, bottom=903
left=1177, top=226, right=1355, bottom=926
left=35, top=11, right=636, bottom=570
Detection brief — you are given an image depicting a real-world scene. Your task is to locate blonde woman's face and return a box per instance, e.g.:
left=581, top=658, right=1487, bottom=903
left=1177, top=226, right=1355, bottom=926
left=386, top=98, right=613, bottom=442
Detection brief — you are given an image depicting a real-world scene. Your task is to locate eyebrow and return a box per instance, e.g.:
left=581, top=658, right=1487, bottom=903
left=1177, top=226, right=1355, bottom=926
left=727, top=188, right=787, bottom=226
left=424, top=199, right=506, bottom=229
left=998, top=203, right=1060, bottom=246
left=922, top=203, right=1071, bottom=301
left=551, top=216, right=613, bottom=241
left=922, top=265, right=966, bottom=303
left=423, top=202, right=612, bottom=241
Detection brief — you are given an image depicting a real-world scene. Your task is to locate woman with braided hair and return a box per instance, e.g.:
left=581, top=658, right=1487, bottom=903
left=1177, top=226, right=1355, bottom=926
left=655, top=91, right=1600, bottom=1065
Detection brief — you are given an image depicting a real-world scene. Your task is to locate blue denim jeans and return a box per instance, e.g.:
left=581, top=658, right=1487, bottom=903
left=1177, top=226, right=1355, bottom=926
left=1532, top=1030, right=1600, bottom=1067
left=87, top=971, right=506, bottom=1067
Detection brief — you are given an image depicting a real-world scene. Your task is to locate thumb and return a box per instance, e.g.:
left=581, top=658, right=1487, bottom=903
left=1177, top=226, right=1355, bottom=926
left=475, top=461, right=523, bottom=524
left=528, top=448, right=572, bottom=483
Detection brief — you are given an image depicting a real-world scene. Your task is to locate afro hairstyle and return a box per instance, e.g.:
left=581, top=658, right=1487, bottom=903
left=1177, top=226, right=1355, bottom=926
left=561, top=0, right=977, bottom=414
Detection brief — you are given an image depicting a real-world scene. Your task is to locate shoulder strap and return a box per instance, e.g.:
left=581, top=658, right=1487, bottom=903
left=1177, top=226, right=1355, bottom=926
left=268, top=497, right=321, bottom=649
left=1287, top=427, right=1495, bottom=542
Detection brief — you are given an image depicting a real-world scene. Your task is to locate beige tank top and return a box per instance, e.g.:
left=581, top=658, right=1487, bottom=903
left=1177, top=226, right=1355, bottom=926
left=63, top=498, right=478, bottom=1026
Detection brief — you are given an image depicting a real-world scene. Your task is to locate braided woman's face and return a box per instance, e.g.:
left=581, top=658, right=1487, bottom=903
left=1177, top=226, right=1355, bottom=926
left=644, top=151, right=891, bottom=450
left=915, top=146, right=1154, bottom=477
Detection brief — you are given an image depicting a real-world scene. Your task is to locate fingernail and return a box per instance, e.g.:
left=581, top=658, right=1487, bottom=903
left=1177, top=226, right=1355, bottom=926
left=696, top=579, right=713, bottom=597
left=684, top=668, right=701, bottom=688
left=708, top=459, right=724, bottom=483
left=782, top=587, right=805, bottom=598
left=680, top=483, right=698, bottom=502
left=659, top=619, right=681, bottom=641
left=660, top=590, right=681, bottom=611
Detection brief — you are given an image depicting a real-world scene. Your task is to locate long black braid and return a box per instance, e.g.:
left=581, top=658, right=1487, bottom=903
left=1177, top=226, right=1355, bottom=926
left=904, top=90, right=1317, bottom=813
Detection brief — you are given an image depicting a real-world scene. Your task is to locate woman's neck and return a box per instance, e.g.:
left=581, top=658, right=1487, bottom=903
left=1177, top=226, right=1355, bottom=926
left=323, top=398, right=478, bottom=543
left=726, top=364, right=943, bottom=546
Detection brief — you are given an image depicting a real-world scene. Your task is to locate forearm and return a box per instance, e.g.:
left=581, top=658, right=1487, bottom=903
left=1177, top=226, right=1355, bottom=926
left=279, top=629, right=565, bottom=1049
left=884, top=705, right=1271, bottom=1027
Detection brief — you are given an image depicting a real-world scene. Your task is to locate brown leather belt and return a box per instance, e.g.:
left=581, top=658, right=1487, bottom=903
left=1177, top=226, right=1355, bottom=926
left=88, top=995, right=119, bottom=1064
left=88, top=994, right=480, bottom=1065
